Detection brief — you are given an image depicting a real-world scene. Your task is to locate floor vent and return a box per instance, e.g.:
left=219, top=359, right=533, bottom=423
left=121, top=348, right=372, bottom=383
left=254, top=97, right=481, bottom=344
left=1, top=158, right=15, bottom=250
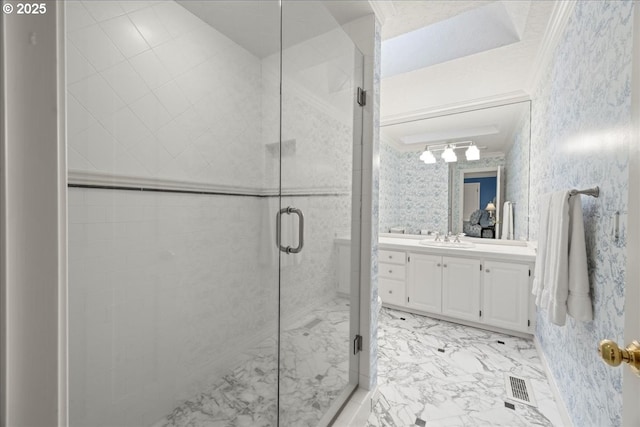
left=504, top=374, right=537, bottom=407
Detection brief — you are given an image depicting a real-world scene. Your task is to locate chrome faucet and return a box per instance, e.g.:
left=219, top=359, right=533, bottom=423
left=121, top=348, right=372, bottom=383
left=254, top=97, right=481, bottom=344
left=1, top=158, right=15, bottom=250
left=443, top=232, right=451, bottom=243
left=434, top=232, right=441, bottom=242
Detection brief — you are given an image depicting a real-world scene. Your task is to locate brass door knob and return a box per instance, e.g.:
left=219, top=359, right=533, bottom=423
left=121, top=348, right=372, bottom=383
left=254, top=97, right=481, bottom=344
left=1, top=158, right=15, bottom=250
left=598, top=339, right=640, bottom=376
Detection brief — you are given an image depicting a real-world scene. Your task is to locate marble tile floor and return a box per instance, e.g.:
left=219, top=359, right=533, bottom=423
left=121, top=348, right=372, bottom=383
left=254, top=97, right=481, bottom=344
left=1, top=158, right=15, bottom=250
left=157, top=296, right=352, bottom=427
left=368, top=308, right=565, bottom=427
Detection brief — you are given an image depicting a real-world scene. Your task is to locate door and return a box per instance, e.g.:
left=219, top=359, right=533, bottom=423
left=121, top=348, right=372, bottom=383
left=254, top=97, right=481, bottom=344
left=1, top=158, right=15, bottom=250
left=407, top=253, right=442, bottom=313
left=623, top=4, right=640, bottom=423
left=279, top=2, right=363, bottom=424
left=463, top=183, right=480, bottom=220
left=483, top=261, right=529, bottom=332
left=441, top=256, right=481, bottom=321
left=64, top=2, right=284, bottom=426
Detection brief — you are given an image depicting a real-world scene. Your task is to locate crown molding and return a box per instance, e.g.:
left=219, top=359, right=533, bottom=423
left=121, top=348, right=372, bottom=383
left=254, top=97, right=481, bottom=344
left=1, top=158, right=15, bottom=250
left=380, top=91, right=531, bottom=127
left=368, top=1, right=397, bottom=26
left=525, top=0, right=577, bottom=94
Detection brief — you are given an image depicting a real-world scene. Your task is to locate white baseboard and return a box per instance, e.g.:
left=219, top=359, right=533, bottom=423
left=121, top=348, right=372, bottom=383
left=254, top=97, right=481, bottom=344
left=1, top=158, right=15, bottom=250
left=331, top=386, right=378, bottom=426
left=534, top=336, right=573, bottom=427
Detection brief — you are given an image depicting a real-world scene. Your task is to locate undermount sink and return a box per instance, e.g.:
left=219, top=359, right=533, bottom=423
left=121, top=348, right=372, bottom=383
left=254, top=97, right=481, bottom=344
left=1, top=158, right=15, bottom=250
left=419, top=240, right=475, bottom=249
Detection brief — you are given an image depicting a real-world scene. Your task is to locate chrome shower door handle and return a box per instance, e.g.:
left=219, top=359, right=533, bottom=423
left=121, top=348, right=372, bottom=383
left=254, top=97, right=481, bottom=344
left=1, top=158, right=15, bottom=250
left=275, top=206, right=304, bottom=254
left=287, top=207, right=304, bottom=254
left=276, top=207, right=287, bottom=253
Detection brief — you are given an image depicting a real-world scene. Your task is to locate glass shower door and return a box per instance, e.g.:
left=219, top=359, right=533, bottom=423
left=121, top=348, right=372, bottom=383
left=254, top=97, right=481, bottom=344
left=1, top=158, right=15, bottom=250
left=278, top=2, right=364, bottom=424
left=65, top=1, right=281, bottom=426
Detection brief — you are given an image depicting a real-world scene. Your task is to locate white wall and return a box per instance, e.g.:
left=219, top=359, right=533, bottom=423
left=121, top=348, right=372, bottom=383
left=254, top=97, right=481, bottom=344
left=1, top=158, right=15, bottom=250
left=1, top=1, right=64, bottom=425
left=66, top=0, right=265, bottom=189
left=68, top=188, right=279, bottom=426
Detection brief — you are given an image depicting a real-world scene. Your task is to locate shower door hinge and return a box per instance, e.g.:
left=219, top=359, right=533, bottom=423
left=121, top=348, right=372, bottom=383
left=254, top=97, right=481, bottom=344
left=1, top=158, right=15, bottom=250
left=353, top=334, right=363, bottom=355
left=357, top=87, right=366, bottom=106
left=528, top=320, right=531, bottom=327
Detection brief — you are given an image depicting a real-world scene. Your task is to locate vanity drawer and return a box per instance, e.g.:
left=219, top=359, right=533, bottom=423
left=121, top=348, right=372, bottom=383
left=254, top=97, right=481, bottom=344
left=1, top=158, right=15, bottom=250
left=379, top=278, right=406, bottom=306
left=379, top=262, right=406, bottom=280
left=379, top=250, right=406, bottom=265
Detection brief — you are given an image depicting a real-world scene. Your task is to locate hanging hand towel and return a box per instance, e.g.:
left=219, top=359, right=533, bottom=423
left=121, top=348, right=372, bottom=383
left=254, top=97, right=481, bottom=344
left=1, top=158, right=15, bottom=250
left=533, top=191, right=593, bottom=326
left=565, top=194, right=593, bottom=321
left=543, top=191, right=571, bottom=325
left=501, top=201, right=514, bottom=240
left=532, top=193, right=552, bottom=306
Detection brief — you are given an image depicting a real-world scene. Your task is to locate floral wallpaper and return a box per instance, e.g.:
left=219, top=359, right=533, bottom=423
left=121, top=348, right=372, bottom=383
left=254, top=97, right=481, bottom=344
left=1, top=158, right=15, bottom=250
left=531, top=1, right=633, bottom=426
left=505, top=107, right=531, bottom=241
left=379, top=139, right=449, bottom=234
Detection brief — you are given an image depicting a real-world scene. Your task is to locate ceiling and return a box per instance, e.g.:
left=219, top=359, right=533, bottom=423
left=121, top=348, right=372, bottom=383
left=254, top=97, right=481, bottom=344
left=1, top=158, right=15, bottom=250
left=377, top=0, right=557, bottom=155
left=178, top=1, right=373, bottom=58
left=381, top=101, right=530, bottom=154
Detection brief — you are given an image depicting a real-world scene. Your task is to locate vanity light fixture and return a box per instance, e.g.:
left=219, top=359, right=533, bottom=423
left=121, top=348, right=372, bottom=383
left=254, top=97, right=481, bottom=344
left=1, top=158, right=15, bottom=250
left=441, top=145, right=457, bottom=162
left=419, top=148, right=436, bottom=164
left=465, top=144, right=480, bottom=161
left=418, top=141, right=481, bottom=164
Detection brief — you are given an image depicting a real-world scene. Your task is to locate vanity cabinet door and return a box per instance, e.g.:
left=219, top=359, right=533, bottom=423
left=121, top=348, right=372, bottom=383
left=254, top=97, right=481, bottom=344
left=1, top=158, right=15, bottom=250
left=483, top=261, right=530, bottom=332
left=407, top=253, right=442, bottom=313
left=441, top=256, right=481, bottom=322
left=379, top=278, right=406, bottom=306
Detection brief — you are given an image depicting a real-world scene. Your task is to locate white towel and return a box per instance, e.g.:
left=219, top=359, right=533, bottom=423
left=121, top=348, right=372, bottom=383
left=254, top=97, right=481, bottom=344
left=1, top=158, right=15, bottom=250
left=566, top=194, right=593, bottom=321
left=501, top=201, right=514, bottom=240
left=532, top=191, right=593, bottom=326
left=532, top=193, right=552, bottom=305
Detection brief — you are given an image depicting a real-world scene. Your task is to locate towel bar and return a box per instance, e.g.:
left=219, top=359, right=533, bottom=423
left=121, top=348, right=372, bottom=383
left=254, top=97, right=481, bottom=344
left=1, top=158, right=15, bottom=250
left=570, top=186, right=599, bottom=198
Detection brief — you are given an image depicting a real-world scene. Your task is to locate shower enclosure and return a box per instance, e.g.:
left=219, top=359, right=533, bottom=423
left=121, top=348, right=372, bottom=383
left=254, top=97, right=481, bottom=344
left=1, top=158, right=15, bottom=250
left=65, top=1, right=364, bottom=425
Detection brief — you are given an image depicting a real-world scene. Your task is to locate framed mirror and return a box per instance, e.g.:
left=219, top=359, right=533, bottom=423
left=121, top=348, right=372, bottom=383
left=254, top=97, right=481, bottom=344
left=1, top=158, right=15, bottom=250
left=379, top=100, right=531, bottom=240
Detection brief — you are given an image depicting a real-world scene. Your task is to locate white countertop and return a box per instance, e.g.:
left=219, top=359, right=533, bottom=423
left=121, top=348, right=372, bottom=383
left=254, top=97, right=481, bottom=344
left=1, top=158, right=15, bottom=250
left=378, top=236, right=536, bottom=262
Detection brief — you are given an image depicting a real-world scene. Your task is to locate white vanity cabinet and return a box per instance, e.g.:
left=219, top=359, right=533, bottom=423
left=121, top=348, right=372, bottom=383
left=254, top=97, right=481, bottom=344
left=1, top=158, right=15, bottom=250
left=441, top=257, right=481, bottom=322
left=482, top=260, right=531, bottom=333
left=374, top=237, right=536, bottom=336
left=379, top=250, right=407, bottom=306
left=406, top=253, right=442, bottom=313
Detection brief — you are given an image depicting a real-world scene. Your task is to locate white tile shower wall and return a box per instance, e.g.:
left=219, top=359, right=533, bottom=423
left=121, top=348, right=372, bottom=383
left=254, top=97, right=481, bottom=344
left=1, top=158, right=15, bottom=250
left=68, top=188, right=279, bottom=426
left=530, top=2, right=633, bottom=426
left=450, top=156, right=505, bottom=234
left=379, top=139, right=449, bottom=234
left=262, top=26, right=358, bottom=193
left=66, top=0, right=265, bottom=190
left=505, top=110, right=531, bottom=241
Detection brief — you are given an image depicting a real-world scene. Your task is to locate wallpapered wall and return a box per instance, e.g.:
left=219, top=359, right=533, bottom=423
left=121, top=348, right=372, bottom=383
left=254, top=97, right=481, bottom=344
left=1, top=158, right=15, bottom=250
left=530, top=1, right=633, bottom=426
left=505, top=108, right=531, bottom=241
left=379, top=139, right=449, bottom=234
